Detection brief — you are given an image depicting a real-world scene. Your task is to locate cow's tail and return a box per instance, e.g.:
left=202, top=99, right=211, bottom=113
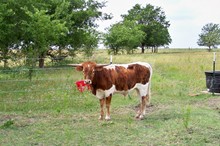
left=147, top=64, right=153, bottom=105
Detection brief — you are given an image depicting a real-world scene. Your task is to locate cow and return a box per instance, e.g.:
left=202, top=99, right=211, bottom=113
left=70, top=61, right=152, bottom=120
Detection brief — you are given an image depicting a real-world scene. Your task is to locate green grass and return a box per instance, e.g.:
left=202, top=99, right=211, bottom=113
left=0, top=49, right=220, bottom=145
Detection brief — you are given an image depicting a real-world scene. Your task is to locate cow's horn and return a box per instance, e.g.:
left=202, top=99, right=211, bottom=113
left=68, top=64, right=82, bottom=67
left=96, top=64, right=109, bottom=67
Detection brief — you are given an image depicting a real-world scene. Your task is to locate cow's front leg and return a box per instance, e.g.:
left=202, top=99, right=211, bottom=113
left=105, top=95, right=112, bottom=120
left=99, top=98, right=105, bottom=120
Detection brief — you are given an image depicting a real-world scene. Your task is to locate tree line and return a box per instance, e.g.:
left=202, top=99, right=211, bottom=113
left=0, top=1, right=173, bottom=68
left=0, top=0, right=110, bottom=68
left=1, top=1, right=219, bottom=68
left=104, top=4, right=172, bottom=54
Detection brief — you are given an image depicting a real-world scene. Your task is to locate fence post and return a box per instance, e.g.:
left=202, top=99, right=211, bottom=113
left=28, top=67, right=33, bottom=81
left=212, top=52, right=216, bottom=95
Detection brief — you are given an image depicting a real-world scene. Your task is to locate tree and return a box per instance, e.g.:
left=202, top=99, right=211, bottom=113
left=104, top=20, right=145, bottom=54
left=0, top=0, right=25, bottom=68
left=0, top=0, right=66, bottom=68
left=51, top=0, right=110, bottom=57
left=122, top=4, right=171, bottom=53
left=143, top=21, right=171, bottom=53
left=0, top=0, right=111, bottom=68
left=197, top=23, right=220, bottom=51
left=22, top=8, right=67, bottom=68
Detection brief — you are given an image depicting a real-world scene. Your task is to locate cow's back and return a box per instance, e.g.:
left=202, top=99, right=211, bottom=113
left=91, top=62, right=152, bottom=98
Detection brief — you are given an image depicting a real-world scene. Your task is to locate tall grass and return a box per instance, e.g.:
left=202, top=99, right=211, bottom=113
left=0, top=49, right=220, bottom=145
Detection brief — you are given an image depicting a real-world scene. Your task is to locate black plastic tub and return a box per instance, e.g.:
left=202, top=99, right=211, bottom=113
left=205, top=71, right=220, bottom=93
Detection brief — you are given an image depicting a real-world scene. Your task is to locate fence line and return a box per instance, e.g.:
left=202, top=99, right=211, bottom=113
left=0, top=87, right=74, bottom=94
left=0, top=56, right=71, bottom=60
left=0, top=67, right=73, bottom=72
left=0, top=96, right=77, bottom=104
left=0, top=78, right=74, bottom=83
left=0, top=52, right=215, bottom=67
left=0, top=65, right=79, bottom=95
left=1, top=98, right=68, bottom=104
left=0, top=51, right=217, bottom=61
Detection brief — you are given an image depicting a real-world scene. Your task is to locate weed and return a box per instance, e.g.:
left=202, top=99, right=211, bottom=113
left=182, top=105, right=191, bottom=130
left=1, top=119, right=14, bottom=129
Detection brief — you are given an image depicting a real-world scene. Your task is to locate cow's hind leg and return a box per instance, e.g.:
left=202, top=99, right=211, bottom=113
left=143, top=95, right=150, bottom=115
left=105, top=94, right=112, bottom=120
left=136, top=95, right=147, bottom=120
left=99, top=98, right=105, bottom=120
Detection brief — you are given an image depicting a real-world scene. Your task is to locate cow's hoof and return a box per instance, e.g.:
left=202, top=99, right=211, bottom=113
left=105, top=115, right=111, bottom=121
left=135, top=114, right=144, bottom=120
left=135, top=113, right=141, bottom=118
left=99, top=115, right=104, bottom=120
left=139, top=115, right=144, bottom=120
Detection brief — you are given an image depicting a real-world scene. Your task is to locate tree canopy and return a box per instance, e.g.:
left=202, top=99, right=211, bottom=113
left=104, top=20, right=145, bottom=54
left=123, top=4, right=171, bottom=53
left=197, top=23, right=220, bottom=51
left=104, top=4, right=171, bottom=54
left=0, top=0, right=110, bottom=68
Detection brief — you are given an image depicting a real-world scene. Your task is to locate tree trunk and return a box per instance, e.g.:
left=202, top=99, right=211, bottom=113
left=151, top=47, right=154, bottom=53
left=2, top=52, right=8, bottom=68
left=141, top=44, right=145, bottom=53
left=3, top=59, right=7, bottom=68
left=58, top=47, right=62, bottom=57
left=152, top=47, right=158, bottom=53
left=39, top=58, right=44, bottom=68
left=39, top=53, right=45, bottom=68
left=114, top=47, right=118, bottom=55
left=208, top=46, right=211, bottom=52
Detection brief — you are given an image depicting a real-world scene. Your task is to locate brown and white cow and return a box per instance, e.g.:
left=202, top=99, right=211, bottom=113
left=70, top=61, right=152, bottom=120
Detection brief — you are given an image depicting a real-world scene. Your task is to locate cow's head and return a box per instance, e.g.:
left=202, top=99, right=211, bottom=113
left=69, top=61, right=108, bottom=84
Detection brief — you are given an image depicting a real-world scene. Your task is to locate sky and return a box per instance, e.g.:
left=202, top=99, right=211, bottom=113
left=97, top=0, right=220, bottom=48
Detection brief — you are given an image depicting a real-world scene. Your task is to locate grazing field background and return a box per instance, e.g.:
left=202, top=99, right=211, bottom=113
left=0, top=49, right=220, bottom=145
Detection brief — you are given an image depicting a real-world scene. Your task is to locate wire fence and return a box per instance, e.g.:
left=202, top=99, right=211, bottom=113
left=0, top=55, right=77, bottom=70
left=0, top=64, right=77, bottom=94
left=0, top=52, right=212, bottom=96
left=0, top=65, right=84, bottom=108
left=0, top=77, right=68, bottom=83
left=0, top=87, right=72, bottom=94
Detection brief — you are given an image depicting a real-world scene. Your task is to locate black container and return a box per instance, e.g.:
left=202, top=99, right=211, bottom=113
left=205, top=71, right=220, bottom=93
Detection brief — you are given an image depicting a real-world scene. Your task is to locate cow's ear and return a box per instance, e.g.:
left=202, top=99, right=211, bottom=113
left=94, top=66, right=103, bottom=72
left=76, top=66, right=83, bottom=71
left=128, top=65, right=135, bottom=70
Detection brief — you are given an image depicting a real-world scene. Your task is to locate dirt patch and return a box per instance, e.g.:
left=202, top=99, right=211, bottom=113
left=133, top=103, right=168, bottom=115
left=207, top=98, right=220, bottom=112
left=194, top=97, right=220, bottom=113
left=0, top=114, right=37, bottom=128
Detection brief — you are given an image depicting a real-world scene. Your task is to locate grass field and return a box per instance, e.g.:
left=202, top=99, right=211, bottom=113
left=0, top=49, right=220, bottom=145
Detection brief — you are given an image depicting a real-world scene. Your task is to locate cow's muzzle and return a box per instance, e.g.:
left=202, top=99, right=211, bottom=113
left=84, top=79, right=92, bottom=84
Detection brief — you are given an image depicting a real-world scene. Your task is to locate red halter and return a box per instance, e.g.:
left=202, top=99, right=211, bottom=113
left=75, top=80, right=91, bottom=92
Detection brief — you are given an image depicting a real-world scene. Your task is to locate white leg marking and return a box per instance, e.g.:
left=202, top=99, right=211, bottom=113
left=105, top=115, right=111, bottom=120
left=99, top=115, right=103, bottom=120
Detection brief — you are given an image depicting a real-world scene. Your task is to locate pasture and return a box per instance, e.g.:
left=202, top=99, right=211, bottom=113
left=0, top=49, right=220, bottom=145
